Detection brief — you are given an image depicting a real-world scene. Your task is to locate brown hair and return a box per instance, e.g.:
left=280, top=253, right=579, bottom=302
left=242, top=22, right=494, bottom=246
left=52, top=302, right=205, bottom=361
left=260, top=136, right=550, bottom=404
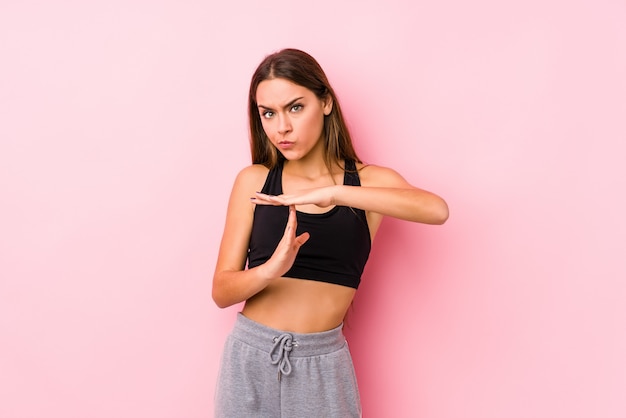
left=248, top=48, right=361, bottom=170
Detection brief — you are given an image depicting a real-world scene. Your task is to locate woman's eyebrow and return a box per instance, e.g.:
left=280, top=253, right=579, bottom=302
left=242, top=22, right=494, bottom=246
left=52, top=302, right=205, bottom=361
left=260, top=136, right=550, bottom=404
left=257, top=97, right=304, bottom=111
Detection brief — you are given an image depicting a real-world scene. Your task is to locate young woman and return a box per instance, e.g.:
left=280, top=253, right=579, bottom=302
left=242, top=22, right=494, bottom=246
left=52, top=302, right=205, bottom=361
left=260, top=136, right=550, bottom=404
left=212, top=48, right=448, bottom=417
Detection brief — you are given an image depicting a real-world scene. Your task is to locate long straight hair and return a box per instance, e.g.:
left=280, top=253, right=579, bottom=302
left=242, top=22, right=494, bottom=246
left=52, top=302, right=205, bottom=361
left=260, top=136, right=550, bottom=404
left=248, top=49, right=361, bottom=171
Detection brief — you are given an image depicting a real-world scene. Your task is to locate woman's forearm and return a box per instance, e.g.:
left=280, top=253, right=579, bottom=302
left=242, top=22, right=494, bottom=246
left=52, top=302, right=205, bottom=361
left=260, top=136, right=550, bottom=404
left=333, top=185, right=449, bottom=224
left=212, top=266, right=272, bottom=309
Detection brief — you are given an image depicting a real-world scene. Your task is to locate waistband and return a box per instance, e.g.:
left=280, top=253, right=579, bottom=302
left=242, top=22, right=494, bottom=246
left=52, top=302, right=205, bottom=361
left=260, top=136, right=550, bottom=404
left=231, top=313, right=346, bottom=358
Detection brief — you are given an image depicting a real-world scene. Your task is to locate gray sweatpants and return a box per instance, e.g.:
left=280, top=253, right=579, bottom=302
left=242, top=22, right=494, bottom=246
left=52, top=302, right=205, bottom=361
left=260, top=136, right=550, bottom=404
left=215, top=313, right=362, bottom=417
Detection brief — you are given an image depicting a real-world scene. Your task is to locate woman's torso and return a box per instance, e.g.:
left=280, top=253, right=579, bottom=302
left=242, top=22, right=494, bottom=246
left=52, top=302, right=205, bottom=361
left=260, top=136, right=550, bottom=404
left=242, top=160, right=379, bottom=333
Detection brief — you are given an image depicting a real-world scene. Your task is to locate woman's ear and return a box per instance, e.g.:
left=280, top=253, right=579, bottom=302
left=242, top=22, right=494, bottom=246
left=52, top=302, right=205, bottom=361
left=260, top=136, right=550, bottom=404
left=322, top=95, right=333, bottom=116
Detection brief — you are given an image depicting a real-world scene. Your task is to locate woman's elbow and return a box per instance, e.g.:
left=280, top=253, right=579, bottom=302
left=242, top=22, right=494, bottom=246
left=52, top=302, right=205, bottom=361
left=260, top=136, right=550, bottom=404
left=211, top=280, right=231, bottom=309
left=212, top=292, right=227, bottom=309
left=434, top=200, right=449, bottom=224
left=424, top=198, right=449, bottom=225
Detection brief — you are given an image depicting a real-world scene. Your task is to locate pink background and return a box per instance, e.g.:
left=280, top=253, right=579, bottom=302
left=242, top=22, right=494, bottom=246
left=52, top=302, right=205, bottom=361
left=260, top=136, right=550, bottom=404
left=2, top=0, right=625, bottom=417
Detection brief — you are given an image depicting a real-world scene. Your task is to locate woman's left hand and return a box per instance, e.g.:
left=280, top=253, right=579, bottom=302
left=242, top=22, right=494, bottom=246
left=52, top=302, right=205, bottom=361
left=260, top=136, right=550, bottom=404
left=251, top=186, right=337, bottom=208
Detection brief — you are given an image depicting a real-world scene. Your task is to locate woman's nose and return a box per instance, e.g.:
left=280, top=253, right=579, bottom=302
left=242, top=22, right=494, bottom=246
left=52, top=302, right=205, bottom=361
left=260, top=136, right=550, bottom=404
left=277, top=115, right=292, bottom=134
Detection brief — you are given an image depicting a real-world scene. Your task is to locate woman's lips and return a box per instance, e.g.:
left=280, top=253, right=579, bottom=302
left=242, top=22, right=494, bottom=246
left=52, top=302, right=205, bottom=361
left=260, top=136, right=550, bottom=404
left=278, top=141, right=294, bottom=149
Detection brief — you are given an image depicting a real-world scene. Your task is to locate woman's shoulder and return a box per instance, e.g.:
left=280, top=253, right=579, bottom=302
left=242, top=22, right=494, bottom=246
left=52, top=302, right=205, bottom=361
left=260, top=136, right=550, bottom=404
left=355, top=162, right=412, bottom=188
left=233, top=164, right=270, bottom=190
left=237, top=163, right=270, bottom=178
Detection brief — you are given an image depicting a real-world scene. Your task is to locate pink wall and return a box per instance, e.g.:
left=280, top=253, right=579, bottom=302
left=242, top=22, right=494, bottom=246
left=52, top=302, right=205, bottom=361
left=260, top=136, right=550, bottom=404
left=1, top=1, right=625, bottom=417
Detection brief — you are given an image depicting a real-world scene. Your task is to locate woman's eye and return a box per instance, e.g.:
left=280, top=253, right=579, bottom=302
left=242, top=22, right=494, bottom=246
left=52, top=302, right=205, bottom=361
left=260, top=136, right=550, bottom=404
left=262, top=111, right=274, bottom=119
left=290, top=104, right=303, bottom=112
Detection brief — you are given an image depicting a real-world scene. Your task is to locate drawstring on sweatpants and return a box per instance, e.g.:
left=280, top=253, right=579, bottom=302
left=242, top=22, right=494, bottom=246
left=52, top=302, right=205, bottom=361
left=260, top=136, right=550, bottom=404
left=270, top=334, right=298, bottom=381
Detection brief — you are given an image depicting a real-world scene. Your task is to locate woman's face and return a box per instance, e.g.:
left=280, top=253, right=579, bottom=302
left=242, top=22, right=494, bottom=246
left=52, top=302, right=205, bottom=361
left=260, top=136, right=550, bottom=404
left=255, top=78, right=332, bottom=161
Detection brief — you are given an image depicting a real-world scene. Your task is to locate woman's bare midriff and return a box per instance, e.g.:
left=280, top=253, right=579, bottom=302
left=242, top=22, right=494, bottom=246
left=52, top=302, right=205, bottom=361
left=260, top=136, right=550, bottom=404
left=241, top=277, right=356, bottom=333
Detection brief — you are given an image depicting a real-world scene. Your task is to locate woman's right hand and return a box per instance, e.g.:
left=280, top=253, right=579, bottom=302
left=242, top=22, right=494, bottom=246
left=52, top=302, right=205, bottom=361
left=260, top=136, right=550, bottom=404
left=212, top=168, right=312, bottom=308
left=260, top=205, right=310, bottom=280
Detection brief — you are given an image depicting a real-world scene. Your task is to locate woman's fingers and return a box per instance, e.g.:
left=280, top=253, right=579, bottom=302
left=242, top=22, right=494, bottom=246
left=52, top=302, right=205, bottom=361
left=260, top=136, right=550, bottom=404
left=252, top=187, right=334, bottom=208
left=287, top=205, right=310, bottom=246
left=294, top=231, right=310, bottom=246
left=263, top=206, right=309, bottom=279
left=252, top=192, right=285, bottom=205
left=280, top=206, right=305, bottom=248
left=285, top=204, right=296, bottom=232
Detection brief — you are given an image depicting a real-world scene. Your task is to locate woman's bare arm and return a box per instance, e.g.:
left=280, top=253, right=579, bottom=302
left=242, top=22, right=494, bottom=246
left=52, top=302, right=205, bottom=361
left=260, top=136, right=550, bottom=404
left=252, top=164, right=449, bottom=226
left=212, top=166, right=309, bottom=308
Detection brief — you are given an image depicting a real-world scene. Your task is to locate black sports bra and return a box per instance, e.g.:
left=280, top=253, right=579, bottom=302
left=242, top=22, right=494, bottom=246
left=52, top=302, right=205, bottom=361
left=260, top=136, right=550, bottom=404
left=247, top=160, right=371, bottom=289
